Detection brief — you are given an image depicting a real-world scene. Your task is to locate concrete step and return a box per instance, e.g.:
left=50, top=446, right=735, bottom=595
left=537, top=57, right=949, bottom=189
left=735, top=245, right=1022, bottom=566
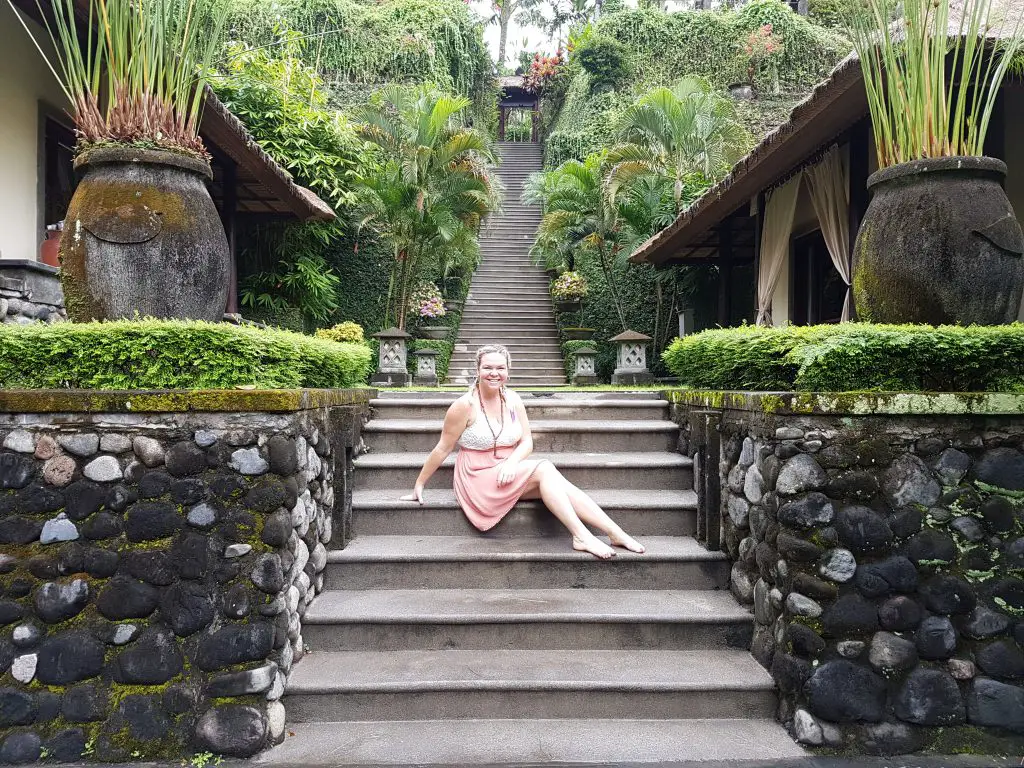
left=284, top=649, right=776, bottom=722
left=324, top=535, right=726, bottom=590
left=368, top=397, right=670, bottom=420
left=351, top=488, right=696, bottom=537
left=301, top=588, right=753, bottom=651
left=353, top=450, right=692, bottom=491
left=253, top=718, right=806, bottom=765
left=452, top=338, right=563, bottom=347
left=362, top=419, right=677, bottom=453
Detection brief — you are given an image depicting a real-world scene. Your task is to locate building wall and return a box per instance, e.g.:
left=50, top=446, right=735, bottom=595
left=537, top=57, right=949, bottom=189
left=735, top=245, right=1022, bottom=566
left=0, top=5, right=69, bottom=261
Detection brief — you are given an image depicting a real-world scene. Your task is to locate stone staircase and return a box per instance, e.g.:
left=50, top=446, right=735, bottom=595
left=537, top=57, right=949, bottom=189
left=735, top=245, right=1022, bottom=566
left=258, top=390, right=806, bottom=766
left=447, top=141, right=567, bottom=387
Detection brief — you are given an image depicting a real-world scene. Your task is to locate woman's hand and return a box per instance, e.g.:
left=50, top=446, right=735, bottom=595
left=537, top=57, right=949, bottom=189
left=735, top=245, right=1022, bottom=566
left=400, top=484, right=424, bottom=504
left=496, top=460, right=519, bottom=487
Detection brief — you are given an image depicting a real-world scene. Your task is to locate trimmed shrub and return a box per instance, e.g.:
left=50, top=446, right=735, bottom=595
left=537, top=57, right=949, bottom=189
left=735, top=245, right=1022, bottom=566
left=316, top=321, right=367, bottom=344
left=662, top=323, right=1024, bottom=392
left=575, top=35, right=632, bottom=92
left=0, top=320, right=372, bottom=390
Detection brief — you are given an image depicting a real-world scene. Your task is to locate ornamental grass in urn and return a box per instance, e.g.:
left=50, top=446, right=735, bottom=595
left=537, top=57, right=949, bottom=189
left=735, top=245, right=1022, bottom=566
left=16, top=0, right=230, bottom=321
left=848, top=0, right=1024, bottom=324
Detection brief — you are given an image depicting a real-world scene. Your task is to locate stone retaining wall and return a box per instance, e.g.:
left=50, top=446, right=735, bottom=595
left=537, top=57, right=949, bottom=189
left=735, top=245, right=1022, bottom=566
left=0, top=390, right=371, bottom=763
left=669, top=391, right=1024, bottom=756
left=0, top=262, right=67, bottom=326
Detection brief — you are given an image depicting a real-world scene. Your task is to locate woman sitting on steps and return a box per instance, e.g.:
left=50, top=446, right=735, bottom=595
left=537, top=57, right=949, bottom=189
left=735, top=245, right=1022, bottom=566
left=400, top=344, right=645, bottom=559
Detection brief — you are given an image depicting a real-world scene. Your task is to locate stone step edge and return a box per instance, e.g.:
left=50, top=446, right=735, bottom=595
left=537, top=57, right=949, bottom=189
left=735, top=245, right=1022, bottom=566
left=301, top=589, right=753, bottom=626
left=363, top=420, right=678, bottom=434
left=354, top=452, right=692, bottom=469
left=285, top=650, right=774, bottom=695
left=326, top=536, right=724, bottom=565
left=352, top=488, right=695, bottom=510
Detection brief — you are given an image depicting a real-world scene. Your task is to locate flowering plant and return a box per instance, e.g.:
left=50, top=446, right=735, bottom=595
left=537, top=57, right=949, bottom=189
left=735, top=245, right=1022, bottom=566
left=550, top=271, right=588, bottom=301
left=408, top=282, right=446, bottom=319
left=740, top=24, right=784, bottom=91
left=524, top=50, right=565, bottom=93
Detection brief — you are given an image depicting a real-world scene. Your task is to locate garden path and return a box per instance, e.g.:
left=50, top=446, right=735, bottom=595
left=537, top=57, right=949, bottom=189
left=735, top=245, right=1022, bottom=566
left=256, top=390, right=807, bottom=765
left=446, top=142, right=567, bottom=386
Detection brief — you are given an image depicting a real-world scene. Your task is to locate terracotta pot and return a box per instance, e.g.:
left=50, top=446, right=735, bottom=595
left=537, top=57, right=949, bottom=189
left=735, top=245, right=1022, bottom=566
left=39, top=230, right=61, bottom=268
left=853, top=156, right=1024, bottom=325
left=59, top=147, right=230, bottom=321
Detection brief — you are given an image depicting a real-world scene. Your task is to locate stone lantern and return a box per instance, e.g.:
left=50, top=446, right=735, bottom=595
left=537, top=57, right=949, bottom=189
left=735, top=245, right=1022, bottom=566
left=412, top=348, right=439, bottom=386
left=371, top=327, right=411, bottom=387
left=571, top=346, right=599, bottom=386
left=609, top=330, right=653, bottom=385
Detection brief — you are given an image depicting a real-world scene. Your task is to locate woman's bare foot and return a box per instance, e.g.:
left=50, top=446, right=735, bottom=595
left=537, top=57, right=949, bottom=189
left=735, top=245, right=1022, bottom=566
left=609, top=533, right=645, bottom=553
left=573, top=535, right=616, bottom=559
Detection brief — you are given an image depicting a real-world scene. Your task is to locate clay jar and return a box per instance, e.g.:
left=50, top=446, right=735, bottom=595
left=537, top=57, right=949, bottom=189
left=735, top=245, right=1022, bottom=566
left=59, top=147, right=230, bottom=321
left=852, top=156, right=1024, bottom=325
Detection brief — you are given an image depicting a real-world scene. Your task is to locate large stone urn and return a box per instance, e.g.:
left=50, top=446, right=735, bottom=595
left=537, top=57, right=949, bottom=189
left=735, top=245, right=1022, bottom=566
left=852, top=156, right=1024, bottom=325
left=60, top=147, right=230, bottom=321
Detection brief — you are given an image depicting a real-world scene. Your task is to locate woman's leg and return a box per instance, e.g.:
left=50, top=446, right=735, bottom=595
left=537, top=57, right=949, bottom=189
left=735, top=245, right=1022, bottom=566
left=563, top=483, right=645, bottom=553
left=520, top=461, right=615, bottom=559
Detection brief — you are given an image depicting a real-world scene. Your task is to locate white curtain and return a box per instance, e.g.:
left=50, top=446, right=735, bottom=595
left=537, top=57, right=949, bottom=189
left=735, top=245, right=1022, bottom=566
left=805, top=146, right=853, bottom=321
left=756, top=172, right=803, bottom=326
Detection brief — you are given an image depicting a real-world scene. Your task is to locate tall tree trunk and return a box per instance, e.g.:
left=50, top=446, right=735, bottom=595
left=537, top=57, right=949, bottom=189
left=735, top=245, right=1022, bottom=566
left=498, top=1, right=514, bottom=68
left=597, top=241, right=628, bottom=329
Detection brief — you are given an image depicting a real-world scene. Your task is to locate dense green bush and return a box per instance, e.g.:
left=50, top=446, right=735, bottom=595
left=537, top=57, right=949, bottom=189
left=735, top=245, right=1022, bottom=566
left=662, top=324, right=1024, bottom=392
left=0, top=321, right=372, bottom=390
left=226, top=0, right=497, bottom=129
left=315, top=321, right=367, bottom=344
left=575, top=35, right=632, bottom=92
left=543, top=4, right=848, bottom=167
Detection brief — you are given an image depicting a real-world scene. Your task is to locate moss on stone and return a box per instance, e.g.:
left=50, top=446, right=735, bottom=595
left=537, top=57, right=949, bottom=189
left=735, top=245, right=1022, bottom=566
left=0, top=387, right=374, bottom=414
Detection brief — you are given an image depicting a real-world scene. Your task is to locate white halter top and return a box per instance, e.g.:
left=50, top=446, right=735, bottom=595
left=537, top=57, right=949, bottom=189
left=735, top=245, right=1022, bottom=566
left=458, top=401, right=522, bottom=451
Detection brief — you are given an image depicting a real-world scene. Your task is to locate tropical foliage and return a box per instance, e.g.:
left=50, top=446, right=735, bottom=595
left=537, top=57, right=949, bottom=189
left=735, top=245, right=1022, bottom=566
left=18, top=0, right=229, bottom=156
left=605, top=77, right=749, bottom=214
left=526, top=77, right=749, bottom=342
left=847, top=0, right=1024, bottom=167
left=354, top=85, right=498, bottom=329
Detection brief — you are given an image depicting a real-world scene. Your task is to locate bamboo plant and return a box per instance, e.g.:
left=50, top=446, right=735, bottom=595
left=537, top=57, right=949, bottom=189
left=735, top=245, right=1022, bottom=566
left=10, top=0, right=228, bottom=157
left=848, top=0, right=1024, bottom=168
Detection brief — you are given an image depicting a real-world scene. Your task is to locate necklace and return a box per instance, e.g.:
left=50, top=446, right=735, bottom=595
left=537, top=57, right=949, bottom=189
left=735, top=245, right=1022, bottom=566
left=477, top=387, right=505, bottom=458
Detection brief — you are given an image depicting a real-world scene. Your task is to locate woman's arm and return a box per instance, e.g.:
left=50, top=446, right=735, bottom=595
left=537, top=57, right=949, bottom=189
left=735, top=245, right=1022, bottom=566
left=496, top=391, right=534, bottom=487
left=400, top=398, right=471, bottom=503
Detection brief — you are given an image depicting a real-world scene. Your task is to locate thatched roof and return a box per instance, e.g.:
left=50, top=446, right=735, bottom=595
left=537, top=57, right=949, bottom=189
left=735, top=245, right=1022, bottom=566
left=631, top=0, right=1023, bottom=265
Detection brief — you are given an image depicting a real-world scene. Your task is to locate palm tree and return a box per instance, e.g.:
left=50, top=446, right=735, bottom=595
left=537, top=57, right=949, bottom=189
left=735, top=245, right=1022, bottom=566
left=523, top=154, right=628, bottom=329
left=354, top=85, right=497, bottom=328
left=485, top=0, right=541, bottom=69
left=605, top=77, right=750, bottom=215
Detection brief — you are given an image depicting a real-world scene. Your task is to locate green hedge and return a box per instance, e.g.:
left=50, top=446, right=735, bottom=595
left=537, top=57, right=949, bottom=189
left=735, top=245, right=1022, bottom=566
left=0, top=320, right=373, bottom=390
left=662, top=323, right=1024, bottom=392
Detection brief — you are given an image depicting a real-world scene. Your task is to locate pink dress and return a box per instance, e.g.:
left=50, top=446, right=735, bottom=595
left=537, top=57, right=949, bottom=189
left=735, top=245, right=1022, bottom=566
left=453, top=404, right=543, bottom=531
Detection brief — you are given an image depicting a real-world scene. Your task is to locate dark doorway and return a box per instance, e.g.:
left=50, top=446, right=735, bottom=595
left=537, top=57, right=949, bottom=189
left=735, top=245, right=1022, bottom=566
left=790, top=229, right=846, bottom=325
left=43, top=115, right=76, bottom=227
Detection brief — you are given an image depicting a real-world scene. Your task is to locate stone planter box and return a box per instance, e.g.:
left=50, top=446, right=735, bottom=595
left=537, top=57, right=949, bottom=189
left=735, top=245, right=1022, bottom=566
left=444, top=299, right=464, bottom=313
left=666, top=389, right=1024, bottom=756
left=0, top=388, right=372, bottom=762
left=562, top=327, right=595, bottom=341
left=553, top=299, right=581, bottom=314
left=416, top=325, right=449, bottom=340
